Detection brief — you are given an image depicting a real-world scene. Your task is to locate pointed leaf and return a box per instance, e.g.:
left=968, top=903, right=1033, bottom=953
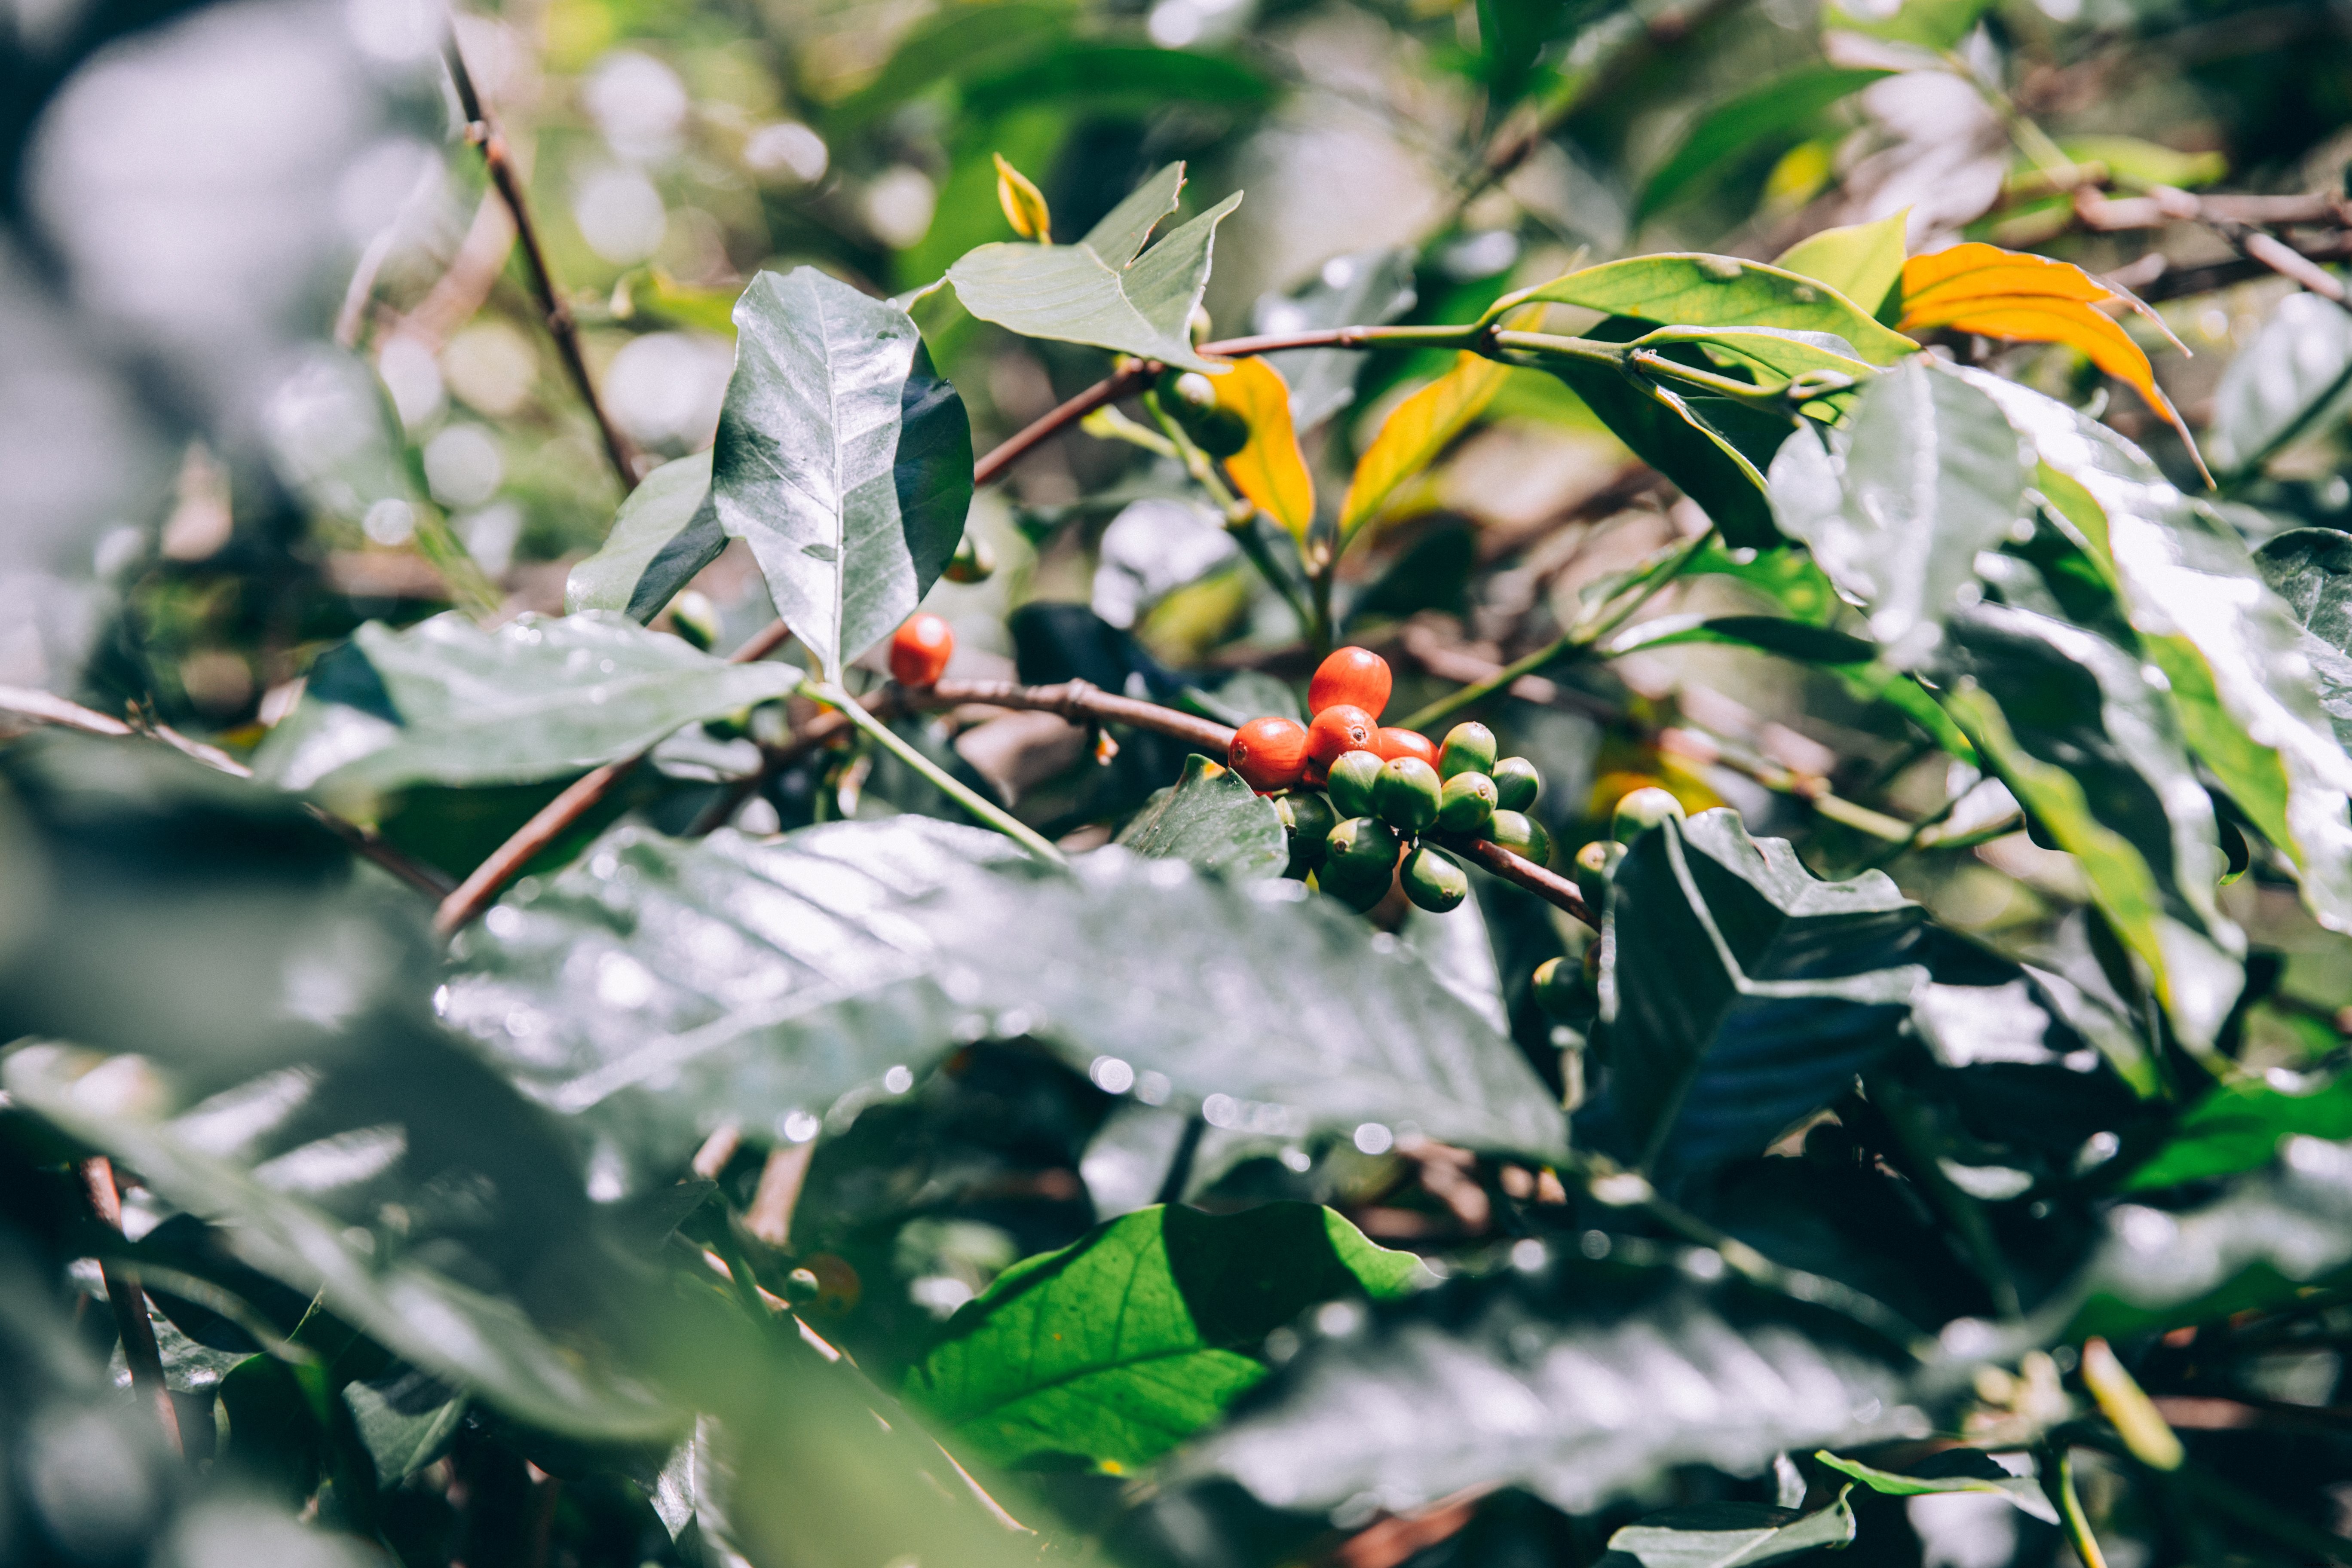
left=1253, top=248, right=1418, bottom=429
left=1212, top=357, right=1315, bottom=538
left=251, top=610, right=802, bottom=800
left=1513, top=255, right=1918, bottom=365
left=945, top=162, right=1244, bottom=373
left=1609, top=1494, right=1857, bottom=1568
left=1637, top=67, right=1893, bottom=220
left=1340, top=350, right=1513, bottom=536
left=1774, top=212, right=1909, bottom=322
left=565, top=450, right=727, bottom=621
left=992, top=151, right=1052, bottom=239
left=711, top=267, right=972, bottom=680
left=1815, top=1450, right=2058, bottom=1524
left=1766, top=357, right=2029, bottom=666
left=906, top=1203, right=1428, bottom=1469
left=1599, top=811, right=1926, bottom=1178
left=1114, top=753, right=1288, bottom=881
left=2209, top=292, right=2352, bottom=475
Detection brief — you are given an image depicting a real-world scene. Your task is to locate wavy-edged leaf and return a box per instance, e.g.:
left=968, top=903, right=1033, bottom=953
left=906, top=1203, right=1427, bottom=1469
left=1899, top=244, right=2199, bottom=469
left=2123, top=1069, right=2352, bottom=1191
left=1774, top=212, right=1908, bottom=322
left=1212, top=356, right=1314, bottom=538
left=1513, top=255, right=1918, bottom=365
left=945, top=162, right=1243, bottom=373
left=565, top=450, right=726, bottom=621
left=2210, top=292, right=2352, bottom=475
left=251, top=610, right=801, bottom=802
left=1815, top=1449, right=2057, bottom=1523
left=1637, top=67, right=1893, bottom=220
left=1253, top=248, right=1418, bottom=429
left=1184, top=1242, right=1920, bottom=1516
left=1114, top=753, right=1287, bottom=881
left=442, top=818, right=1568, bottom=1188
left=1598, top=810, right=1927, bottom=1178
left=1339, top=350, right=1512, bottom=536
left=710, top=266, right=974, bottom=680
left=1609, top=1494, right=1857, bottom=1568
left=1964, top=369, right=2352, bottom=937
left=1767, top=357, right=2028, bottom=666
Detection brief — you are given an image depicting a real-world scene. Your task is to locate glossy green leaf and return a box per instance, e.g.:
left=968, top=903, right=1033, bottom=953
left=1635, top=324, right=1873, bottom=389
left=1541, top=353, right=1784, bottom=549
left=1114, top=753, right=1287, bottom=881
left=1767, top=357, right=2029, bottom=666
left=2122, top=1070, right=2352, bottom=1191
left=1253, top=247, right=1417, bottom=429
left=1774, top=212, right=1909, bottom=323
left=1599, top=811, right=1926, bottom=1178
left=2205, top=292, right=2352, bottom=475
left=1966, top=368, right=2352, bottom=938
left=1605, top=613, right=1878, bottom=666
left=945, top=163, right=1243, bottom=373
left=565, top=450, right=726, bottom=622
left=710, top=266, right=974, bottom=680
left=444, top=818, right=1568, bottom=1189
left=906, top=1203, right=1427, bottom=1468
left=1814, top=1449, right=2057, bottom=1524
left=1608, top=1494, right=1856, bottom=1568
left=1937, top=602, right=2242, bottom=1050
left=1510, top=255, right=1919, bottom=366
left=1185, top=1243, right=1918, bottom=1516
left=2253, top=527, right=2352, bottom=748
left=1636, top=68, right=1892, bottom=220
left=251, top=611, right=800, bottom=802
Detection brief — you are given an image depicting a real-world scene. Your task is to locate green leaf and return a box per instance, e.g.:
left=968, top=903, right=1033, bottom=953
left=342, top=1381, right=466, bottom=1486
left=1637, top=67, right=1893, bottom=220
left=1936, top=603, right=2243, bottom=1050
left=710, top=266, right=975, bottom=680
left=961, top=43, right=1269, bottom=118
left=2122, top=1070, right=2352, bottom=1191
left=906, top=1203, right=1427, bottom=1469
left=1635, top=324, right=1874, bottom=389
left=2253, top=527, right=2352, bottom=748
left=565, top=450, right=726, bottom=622
left=1113, top=753, right=1287, bottom=881
left=945, top=163, right=1243, bottom=374
left=251, top=611, right=800, bottom=803
left=1598, top=810, right=1926, bottom=1177
left=1605, top=613, right=1879, bottom=666
left=1511, top=255, right=1918, bottom=366
left=1767, top=357, right=2029, bottom=666
left=1184, top=1243, right=1919, bottom=1516
left=1608, top=1494, right=1857, bottom=1568
left=1814, top=1449, right=2058, bottom=1524
left=444, top=818, right=1568, bottom=1188
left=2209, top=289, right=2352, bottom=475
left=1253, top=248, right=1418, bottom=429
left=1774, top=212, right=1909, bottom=323
left=1540, top=353, right=1784, bottom=550
left=1965, top=369, right=2352, bottom=939
left=1826, top=0, right=1991, bottom=49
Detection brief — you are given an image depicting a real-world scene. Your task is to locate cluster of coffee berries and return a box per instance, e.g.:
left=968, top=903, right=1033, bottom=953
left=1531, top=785, right=1690, bottom=1020
left=889, top=612, right=954, bottom=687
left=1226, top=646, right=1556, bottom=915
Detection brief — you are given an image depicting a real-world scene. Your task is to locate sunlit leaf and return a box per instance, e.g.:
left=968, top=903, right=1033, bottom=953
left=1211, top=356, right=1314, bottom=538
left=1510, top=254, right=1918, bottom=365
left=2123, top=1069, right=2352, bottom=1191
left=2058, top=135, right=2225, bottom=191
left=945, top=162, right=1243, bottom=373
left=2209, top=292, right=2352, bottom=475
left=906, top=1203, right=1427, bottom=1468
left=1815, top=1449, right=2058, bottom=1523
left=992, top=151, right=1051, bottom=239
left=1608, top=1494, right=1856, bottom=1568
left=1773, top=211, right=1908, bottom=322
left=1637, top=67, right=1892, bottom=220
left=1114, top=753, right=1287, bottom=881
left=710, top=265, right=974, bottom=680
left=1339, top=350, right=1512, bottom=536
left=565, top=450, right=725, bottom=622
left=1632, top=323, right=1874, bottom=389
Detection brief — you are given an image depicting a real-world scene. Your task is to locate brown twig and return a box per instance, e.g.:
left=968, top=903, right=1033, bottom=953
left=443, top=26, right=640, bottom=491
left=2073, top=185, right=2352, bottom=306
left=1448, top=835, right=1596, bottom=928
left=81, top=1158, right=183, bottom=1458
left=433, top=757, right=642, bottom=936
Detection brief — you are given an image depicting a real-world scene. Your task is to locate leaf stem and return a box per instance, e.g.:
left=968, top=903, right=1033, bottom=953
left=808, top=680, right=1066, bottom=866
left=2040, top=1443, right=2111, bottom=1568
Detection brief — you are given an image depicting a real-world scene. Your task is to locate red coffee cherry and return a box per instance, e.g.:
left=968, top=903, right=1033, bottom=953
left=1309, top=646, right=1392, bottom=721
left=889, top=613, right=954, bottom=687
left=1375, top=726, right=1438, bottom=769
left=1229, top=716, right=1310, bottom=793
left=1305, top=704, right=1378, bottom=773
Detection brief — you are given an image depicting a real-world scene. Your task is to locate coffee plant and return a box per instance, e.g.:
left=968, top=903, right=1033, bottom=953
left=8, top=0, right=2352, bottom=1563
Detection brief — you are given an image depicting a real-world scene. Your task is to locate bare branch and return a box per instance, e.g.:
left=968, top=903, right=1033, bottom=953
left=81, top=1158, right=183, bottom=1459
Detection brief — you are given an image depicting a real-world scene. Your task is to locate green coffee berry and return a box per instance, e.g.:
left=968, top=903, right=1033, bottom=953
left=1572, top=839, right=1625, bottom=910
left=943, top=532, right=996, bottom=584
left=1373, top=756, right=1443, bottom=834
left=1438, top=722, right=1498, bottom=780
left=1491, top=756, right=1541, bottom=813
left=1401, top=845, right=1469, bottom=913
left=1325, top=815, right=1401, bottom=882
left=1611, top=786, right=1685, bottom=844
left=1532, top=956, right=1594, bottom=1022
left=1436, top=771, right=1498, bottom=834
left=1326, top=749, right=1385, bottom=818
left=1156, top=371, right=1250, bottom=457
left=669, top=589, right=723, bottom=651
left=1323, top=864, right=1395, bottom=913
left=1281, top=790, right=1335, bottom=868
left=1488, top=809, right=1553, bottom=867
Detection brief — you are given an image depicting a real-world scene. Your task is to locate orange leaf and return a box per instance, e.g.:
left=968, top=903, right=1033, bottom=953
left=1899, top=242, right=2206, bottom=481
left=1212, top=358, right=1315, bottom=540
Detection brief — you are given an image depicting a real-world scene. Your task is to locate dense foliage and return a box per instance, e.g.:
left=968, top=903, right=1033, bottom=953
left=8, top=0, right=2352, bottom=1563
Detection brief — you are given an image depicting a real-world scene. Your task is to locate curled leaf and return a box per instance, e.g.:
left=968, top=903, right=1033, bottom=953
left=992, top=152, right=1051, bottom=241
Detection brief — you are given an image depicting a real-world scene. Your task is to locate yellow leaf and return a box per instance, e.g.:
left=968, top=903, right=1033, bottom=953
left=1212, top=358, right=1315, bottom=540
left=1899, top=242, right=2207, bottom=481
left=1340, top=354, right=1511, bottom=537
left=992, top=152, right=1052, bottom=242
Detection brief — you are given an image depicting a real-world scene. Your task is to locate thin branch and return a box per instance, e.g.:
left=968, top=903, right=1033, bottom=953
left=1446, top=835, right=1596, bottom=928
left=443, top=25, right=640, bottom=492
left=82, top=1158, right=183, bottom=1458
left=973, top=362, right=1152, bottom=485
left=433, top=758, right=641, bottom=936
